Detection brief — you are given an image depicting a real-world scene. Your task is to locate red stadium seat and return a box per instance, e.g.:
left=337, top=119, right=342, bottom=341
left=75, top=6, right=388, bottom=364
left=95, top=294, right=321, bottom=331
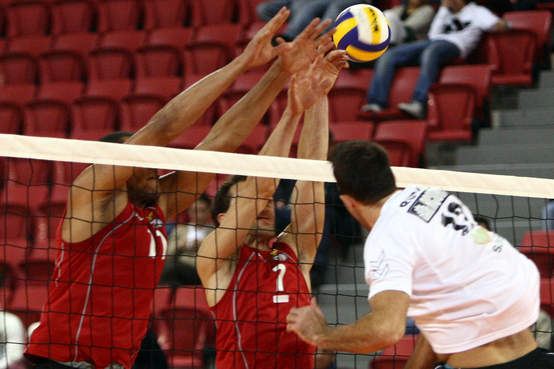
left=99, top=30, right=147, bottom=52
left=37, top=82, right=84, bottom=104
left=0, top=263, right=19, bottom=308
left=193, top=23, right=242, bottom=47
left=24, top=99, right=71, bottom=137
left=134, top=77, right=182, bottom=101
left=9, top=284, right=49, bottom=328
left=33, top=202, right=66, bottom=249
left=136, top=45, right=183, bottom=78
left=0, top=85, right=36, bottom=105
left=88, top=47, right=135, bottom=80
left=426, top=83, right=475, bottom=142
left=190, top=0, right=236, bottom=26
left=51, top=0, right=95, bottom=35
left=486, top=30, right=536, bottom=86
left=217, top=71, right=267, bottom=123
left=120, top=94, right=165, bottom=130
left=0, top=53, right=38, bottom=85
left=147, top=27, right=194, bottom=49
left=52, top=32, right=99, bottom=56
left=374, top=120, right=427, bottom=167
left=97, top=0, right=142, bottom=32
left=359, top=67, right=420, bottom=122
left=5, top=158, right=52, bottom=187
left=330, top=121, right=374, bottom=142
left=86, top=79, right=133, bottom=99
left=71, top=95, right=119, bottom=134
left=519, top=231, right=554, bottom=277
left=1, top=159, right=51, bottom=214
left=329, top=70, right=373, bottom=122
left=371, top=335, right=417, bottom=369
left=144, top=0, right=190, bottom=29
left=52, top=161, right=89, bottom=186
left=239, top=125, right=267, bottom=154
left=504, top=10, right=551, bottom=62
left=238, top=0, right=265, bottom=25
left=170, top=125, right=211, bottom=149
left=39, top=50, right=86, bottom=82
left=6, top=2, right=50, bottom=38
left=0, top=204, right=33, bottom=242
left=6, top=35, right=52, bottom=57
left=540, top=278, right=554, bottom=316
left=0, top=103, right=23, bottom=134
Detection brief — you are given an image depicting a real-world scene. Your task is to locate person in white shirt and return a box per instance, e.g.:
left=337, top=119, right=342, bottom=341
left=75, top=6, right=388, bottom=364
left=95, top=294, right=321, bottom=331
left=384, top=0, right=435, bottom=45
left=362, top=0, right=508, bottom=119
left=286, top=141, right=552, bottom=368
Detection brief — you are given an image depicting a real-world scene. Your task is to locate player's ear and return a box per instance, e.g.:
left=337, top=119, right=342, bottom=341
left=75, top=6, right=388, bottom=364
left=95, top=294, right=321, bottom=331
left=217, top=213, right=226, bottom=225
left=339, top=194, right=356, bottom=209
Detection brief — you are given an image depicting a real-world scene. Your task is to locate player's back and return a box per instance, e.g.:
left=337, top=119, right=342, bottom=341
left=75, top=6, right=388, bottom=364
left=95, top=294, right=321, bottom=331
left=211, top=241, right=316, bottom=369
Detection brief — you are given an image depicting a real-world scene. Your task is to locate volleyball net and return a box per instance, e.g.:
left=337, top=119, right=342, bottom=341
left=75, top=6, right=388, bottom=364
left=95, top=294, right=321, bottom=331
left=0, top=133, right=553, bottom=369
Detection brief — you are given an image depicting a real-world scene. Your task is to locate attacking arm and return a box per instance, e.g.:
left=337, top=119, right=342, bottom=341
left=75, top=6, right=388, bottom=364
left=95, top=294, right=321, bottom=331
left=282, top=48, right=348, bottom=266
left=159, top=17, right=333, bottom=220
left=286, top=290, right=409, bottom=354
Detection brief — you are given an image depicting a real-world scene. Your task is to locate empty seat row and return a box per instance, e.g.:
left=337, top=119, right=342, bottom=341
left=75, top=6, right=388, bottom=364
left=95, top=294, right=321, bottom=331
left=0, top=0, right=256, bottom=37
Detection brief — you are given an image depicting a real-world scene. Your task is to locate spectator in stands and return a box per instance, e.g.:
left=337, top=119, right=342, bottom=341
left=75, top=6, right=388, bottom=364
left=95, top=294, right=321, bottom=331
left=385, top=0, right=435, bottom=45
left=543, top=200, right=554, bottom=230
left=0, top=311, right=26, bottom=369
left=257, top=0, right=371, bottom=40
left=161, top=194, right=215, bottom=286
left=362, top=0, right=509, bottom=119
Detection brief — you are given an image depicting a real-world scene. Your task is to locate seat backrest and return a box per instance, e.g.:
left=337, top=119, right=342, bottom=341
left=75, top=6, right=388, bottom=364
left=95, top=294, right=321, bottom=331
left=86, top=78, right=132, bottom=99
left=5, top=158, right=52, bottom=186
left=7, top=2, right=50, bottom=37
left=504, top=10, right=551, bottom=55
left=144, top=0, right=189, bottom=29
left=135, top=45, right=182, bottom=78
left=193, top=23, right=242, bottom=46
left=52, top=161, right=89, bottom=185
left=147, top=27, right=194, bottom=49
left=374, top=120, right=427, bottom=167
left=39, top=50, right=86, bottom=82
left=72, top=95, right=119, bottom=131
left=88, top=47, right=135, bottom=80
left=190, top=0, right=236, bottom=26
left=0, top=53, right=38, bottom=85
left=97, top=0, right=142, bottom=32
left=134, top=77, right=182, bottom=100
left=7, top=35, right=52, bottom=57
left=23, top=100, right=71, bottom=137
left=51, top=0, right=95, bottom=34
left=120, top=94, right=165, bottom=130
left=330, top=121, right=374, bottom=142
left=170, top=125, right=211, bottom=149
left=38, top=82, right=84, bottom=104
left=53, top=32, right=99, bottom=56
left=237, top=0, right=265, bottom=25
left=0, top=85, right=37, bottom=105
left=440, top=65, right=491, bottom=109
left=0, top=205, right=32, bottom=241
left=0, top=102, right=23, bottom=134
left=184, top=44, right=233, bottom=75
left=487, top=30, right=536, bottom=76
left=389, top=67, right=419, bottom=107
left=328, top=70, right=372, bottom=122
left=427, top=83, right=475, bottom=135
left=99, top=30, right=147, bottom=51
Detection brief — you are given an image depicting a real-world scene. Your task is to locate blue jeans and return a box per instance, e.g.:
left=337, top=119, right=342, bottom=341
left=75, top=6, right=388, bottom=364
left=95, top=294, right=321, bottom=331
left=367, top=40, right=461, bottom=106
left=284, top=0, right=364, bottom=38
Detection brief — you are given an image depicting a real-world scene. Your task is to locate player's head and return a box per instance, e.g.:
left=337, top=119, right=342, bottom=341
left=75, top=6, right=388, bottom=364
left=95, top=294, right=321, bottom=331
left=473, top=214, right=491, bottom=231
left=212, top=175, right=276, bottom=241
left=330, top=141, right=396, bottom=227
left=100, top=131, right=160, bottom=208
left=188, top=194, right=213, bottom=225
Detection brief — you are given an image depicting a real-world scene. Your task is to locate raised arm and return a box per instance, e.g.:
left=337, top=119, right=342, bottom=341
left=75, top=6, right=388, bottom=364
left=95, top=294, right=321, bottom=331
left=283, top=49, right=348, bottom=266
left=159, top=17, right=333, bottom=220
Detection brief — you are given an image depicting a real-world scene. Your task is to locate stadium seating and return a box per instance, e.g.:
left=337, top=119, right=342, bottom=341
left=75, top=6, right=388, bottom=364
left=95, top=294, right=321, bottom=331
left=0, top=85, right=37, bottom=105
left=239, top=125, right=268, bottom=154
left=51, top=0, right=95, bottom=35
left=519, top=230, right=554, bottom=277
left=135, top=45, right=183, bottom=78
left=52, top=32, right=99, bottom=56
left=146, top=27, right=194, bottom=49
left=190, top=0, right=236, bottom=26
left=24, top=99, right=71, bottom=137
left=238, top=0, right=265, bottom=26
left=37, top=81, right=84, bottom=104
left=52, top=161, right=89, bottom=186
left=134, top=77, right=182, bottom=101
left=504, top=10, right=551, bottom=62
left=39, top=50, right=86, bottom=82
left=371, top=335, right=418, bottom=369
left=374, top=120, right=427, bottom=167
left=7, top=35, right=52, bottom=57
left=88, top=47, right=135, bottom=80
left=0, top=262, right=19, bottom=308
left=71, top=95, right=120, bottom=134
left=33, top=202, right=66, bottom=249
left=6, top=2, right=50, bottom=38
left=0, top=53, right=38, bottom=85
left=0, top=102, right=23, bottom=134
left=330, top=121, right=375, bottom=142
left=99, top=30, right=147, bottom=52
left=170, top=125, right=211, bottom=149
left=120, top=94, right=165, bottom=130
left=144, top=0, right=190, bottom=29
left=86, top=79, right=133, bottom=100
left=97, top=0, right=142, bottom=32
left=486, top=30, right=537, bottom=86
left=329, top=70, right=373, bottom=122
left=426, top=83, right=475, bottom=142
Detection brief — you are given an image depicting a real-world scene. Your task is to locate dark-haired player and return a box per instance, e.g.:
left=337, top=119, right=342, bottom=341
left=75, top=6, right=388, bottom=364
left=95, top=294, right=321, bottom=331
left=196, top=48, right=348, bottom=369
left=287, top=140, right=548, bottom=369
left=25, top=9, right=332, bottom=369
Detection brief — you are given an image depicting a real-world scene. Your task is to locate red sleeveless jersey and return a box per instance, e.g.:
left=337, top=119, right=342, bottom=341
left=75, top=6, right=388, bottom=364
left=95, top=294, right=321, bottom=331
left=27, top=202, right=167, bottom=369
left=211, top=242, right=316, bottom=369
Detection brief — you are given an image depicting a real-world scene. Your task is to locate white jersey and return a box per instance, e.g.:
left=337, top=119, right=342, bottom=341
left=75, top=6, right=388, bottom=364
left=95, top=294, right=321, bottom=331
left=364, top=187, right=540, bottom=354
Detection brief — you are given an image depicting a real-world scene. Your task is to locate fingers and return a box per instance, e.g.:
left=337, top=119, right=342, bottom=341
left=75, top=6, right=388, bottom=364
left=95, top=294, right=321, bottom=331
left=262, top=7, right=290, bottom=35
left=312, top=19, right=333, bottom=39
left=316, top=34, right=335, bottom=56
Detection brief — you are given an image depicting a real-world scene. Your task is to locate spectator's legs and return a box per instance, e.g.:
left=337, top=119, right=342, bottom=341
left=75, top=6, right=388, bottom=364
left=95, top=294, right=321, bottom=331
left=411, top=40, right=461, bottom=104
left=366, top=40, right=431, bottom=107
left=322, top=0, right=361, bottom=22
left=256, top=0, right=291, bottom=21
left=283, top=0, right=328, bottom=39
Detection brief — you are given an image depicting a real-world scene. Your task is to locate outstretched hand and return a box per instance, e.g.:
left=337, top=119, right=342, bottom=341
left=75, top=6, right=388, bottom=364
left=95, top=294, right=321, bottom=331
left=286, top=298, right=329, bottom=346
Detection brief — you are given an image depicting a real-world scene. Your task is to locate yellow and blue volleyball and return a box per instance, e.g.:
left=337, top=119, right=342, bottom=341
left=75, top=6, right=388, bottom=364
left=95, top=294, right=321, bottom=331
left=333, top=4, right=391, bottom=62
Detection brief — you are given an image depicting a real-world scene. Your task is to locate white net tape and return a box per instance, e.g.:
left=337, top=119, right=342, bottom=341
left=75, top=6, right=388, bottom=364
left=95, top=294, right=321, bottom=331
left=0, top=134, right=553, bottom=198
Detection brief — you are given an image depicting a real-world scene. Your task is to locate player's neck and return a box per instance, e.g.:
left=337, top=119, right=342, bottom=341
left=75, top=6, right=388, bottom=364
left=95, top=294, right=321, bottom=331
left=362, top=191, right=398, bottom=229
left=245, top=235, right=272, bottom=251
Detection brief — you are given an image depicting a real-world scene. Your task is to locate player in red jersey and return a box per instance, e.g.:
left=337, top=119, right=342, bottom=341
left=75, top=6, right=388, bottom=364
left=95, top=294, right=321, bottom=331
left=25, top=9, right=331, bottom=369
left=196, top=42, right=348, bottom=369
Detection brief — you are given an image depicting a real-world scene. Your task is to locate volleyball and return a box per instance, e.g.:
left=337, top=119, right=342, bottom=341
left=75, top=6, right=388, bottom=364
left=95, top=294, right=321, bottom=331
left=333, top=4, right=391, bottom=62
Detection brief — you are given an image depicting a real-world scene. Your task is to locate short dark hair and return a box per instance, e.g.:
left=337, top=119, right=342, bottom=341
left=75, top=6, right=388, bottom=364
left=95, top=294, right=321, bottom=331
left=330, top=141, right=396, bottom=205
left=100, top=131, right=134, bottom=144
left=211, top=175, right=247, bottom=226
left=473, top=215, right=491, bottom=231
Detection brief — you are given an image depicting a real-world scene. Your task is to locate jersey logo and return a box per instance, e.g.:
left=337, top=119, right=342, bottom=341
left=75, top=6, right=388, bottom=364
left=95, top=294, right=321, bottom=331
left=441, top=201, right=473, bottom=236
left=369, top=250, right=389, bottom=280
left=408, top=189, right=449, bottom=223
